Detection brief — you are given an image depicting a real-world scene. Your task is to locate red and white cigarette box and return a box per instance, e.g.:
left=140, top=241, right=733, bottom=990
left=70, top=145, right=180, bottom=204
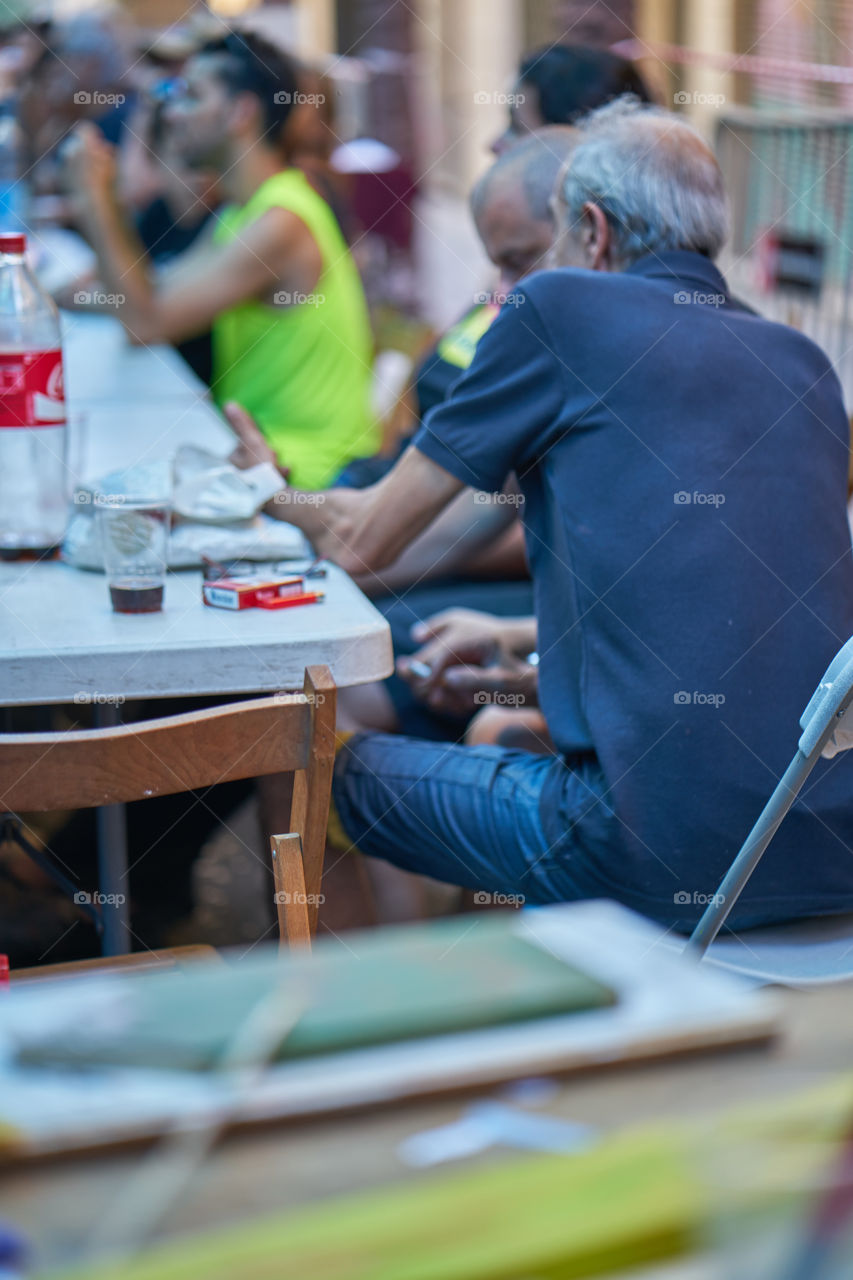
left=202, top=574, right=305, bottom=611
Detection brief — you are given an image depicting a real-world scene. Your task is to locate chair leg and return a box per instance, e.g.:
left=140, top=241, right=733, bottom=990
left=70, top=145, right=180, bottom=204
left=270, top=832, right=312, bottom=950
left=289, top=667, right=337, bottom=936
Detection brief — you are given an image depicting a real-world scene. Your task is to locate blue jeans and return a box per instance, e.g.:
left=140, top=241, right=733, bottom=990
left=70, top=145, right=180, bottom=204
left=332, top=733, right=619, bottom=907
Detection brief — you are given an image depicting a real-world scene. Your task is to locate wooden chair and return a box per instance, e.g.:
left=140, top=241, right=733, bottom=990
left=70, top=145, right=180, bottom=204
left=0, top=666, right=336, bottom=964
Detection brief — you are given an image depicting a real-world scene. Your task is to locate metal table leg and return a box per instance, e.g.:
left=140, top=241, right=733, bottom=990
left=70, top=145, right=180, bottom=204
left=94, top=702, right=130, bottom=955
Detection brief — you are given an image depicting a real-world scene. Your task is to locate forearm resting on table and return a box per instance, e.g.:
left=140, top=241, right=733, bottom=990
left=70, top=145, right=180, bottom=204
left=271, top=447, right=465, bottom=576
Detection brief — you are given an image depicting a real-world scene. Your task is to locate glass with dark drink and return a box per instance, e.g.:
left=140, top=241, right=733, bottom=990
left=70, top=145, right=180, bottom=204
left=108, top=579, right=164, bottom=613
left=96, top=495, right=170, bottom=614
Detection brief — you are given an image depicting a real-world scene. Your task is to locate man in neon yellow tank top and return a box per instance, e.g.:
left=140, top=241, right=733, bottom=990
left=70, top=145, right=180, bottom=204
left=65, top=30, right=377, bottom=488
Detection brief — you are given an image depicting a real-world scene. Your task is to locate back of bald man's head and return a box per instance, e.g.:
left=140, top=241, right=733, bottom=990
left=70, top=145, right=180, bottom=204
left=471, top=125, right=579, bottom=225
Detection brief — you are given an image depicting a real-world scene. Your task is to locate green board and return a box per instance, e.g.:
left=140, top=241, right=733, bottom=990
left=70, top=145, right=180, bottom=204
left=20, top=914, right=615, bottom=1072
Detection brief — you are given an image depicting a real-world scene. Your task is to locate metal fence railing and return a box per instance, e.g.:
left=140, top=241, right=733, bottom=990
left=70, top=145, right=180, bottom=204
left=716, top=106, right=853, bottom=403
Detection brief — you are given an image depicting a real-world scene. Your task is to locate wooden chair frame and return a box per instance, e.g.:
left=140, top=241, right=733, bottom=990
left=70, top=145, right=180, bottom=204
left=0, top=666, right=336, bottom=955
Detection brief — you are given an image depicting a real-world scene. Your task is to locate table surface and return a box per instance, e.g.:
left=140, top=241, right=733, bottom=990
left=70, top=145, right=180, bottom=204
left=62, top=310, right=205, bottom=405
left=71, top=400, right=235, bottom=489
left=4, top=979, right=851, bottom=1274
left=1, top=315, right=393, bottom=702
left=0, top=560, right=393, bottom=703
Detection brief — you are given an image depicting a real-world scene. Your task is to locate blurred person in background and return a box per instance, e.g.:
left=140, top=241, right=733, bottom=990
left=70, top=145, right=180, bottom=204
left=55, top=86, right=221, bottom=384
left=63, top=29, right=377, bottom=489
left=19, top=13, right=134, bottom=199
left=116, top=27, right=205, bottom=216
left=492, top=43, right=650, bottom=155
left=131, top=98, right=221, bottom=385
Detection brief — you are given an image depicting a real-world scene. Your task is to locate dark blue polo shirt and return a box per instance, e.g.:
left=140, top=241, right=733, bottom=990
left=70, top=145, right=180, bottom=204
left=414, top=250, right=853, bottom=925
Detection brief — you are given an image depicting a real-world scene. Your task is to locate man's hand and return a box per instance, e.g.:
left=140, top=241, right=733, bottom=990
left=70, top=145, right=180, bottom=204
left=223, top=401, right=288, bottom=477
left=397, top=608, right=538, bottom=716
left=63, top=123, right=117, bottom=216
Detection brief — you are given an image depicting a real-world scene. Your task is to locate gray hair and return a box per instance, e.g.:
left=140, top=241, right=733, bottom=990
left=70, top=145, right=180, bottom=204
left=558, top=97, right=729, bottom=264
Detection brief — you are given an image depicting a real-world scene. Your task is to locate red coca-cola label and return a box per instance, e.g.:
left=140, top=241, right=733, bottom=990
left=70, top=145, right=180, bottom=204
left=0, top=348, right=65, bottom=427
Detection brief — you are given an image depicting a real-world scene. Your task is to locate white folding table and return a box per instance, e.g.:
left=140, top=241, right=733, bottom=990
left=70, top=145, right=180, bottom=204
left=0, top=315, right=393, bottom=953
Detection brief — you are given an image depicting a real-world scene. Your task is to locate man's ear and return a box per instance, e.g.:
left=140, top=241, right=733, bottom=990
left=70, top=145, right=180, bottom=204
left=580, top=201, right=613, bottom=271
left=229, top=91, right=261, bottom=138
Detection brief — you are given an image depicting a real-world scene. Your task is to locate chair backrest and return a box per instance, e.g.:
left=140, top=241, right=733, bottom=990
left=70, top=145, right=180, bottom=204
left=0, top=666, right=336, bottom=814
left=688, top=636, right=853, bottom=958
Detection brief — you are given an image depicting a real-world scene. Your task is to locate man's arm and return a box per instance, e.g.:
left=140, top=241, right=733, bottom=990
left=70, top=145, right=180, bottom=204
left=352, top=487, right=523, bottom=596
left=64, top=125, right=321, bottom=346
left=224, top=401, right=468, bottom=580
left=273, top=445, right=466, bottom=576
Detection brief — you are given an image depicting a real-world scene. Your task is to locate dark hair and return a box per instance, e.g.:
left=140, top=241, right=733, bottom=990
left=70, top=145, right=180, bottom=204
left=518, top=44, right=651, bottom=124
left=198, top=30, right=301, bottom=148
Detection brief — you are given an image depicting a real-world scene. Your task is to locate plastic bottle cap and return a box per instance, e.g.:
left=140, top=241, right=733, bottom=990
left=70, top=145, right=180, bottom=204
left=0, top=233, right=25, bottom=254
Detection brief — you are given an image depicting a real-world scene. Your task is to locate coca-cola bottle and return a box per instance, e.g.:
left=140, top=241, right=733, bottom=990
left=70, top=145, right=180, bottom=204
left=0, top=232, right=67, bottom=557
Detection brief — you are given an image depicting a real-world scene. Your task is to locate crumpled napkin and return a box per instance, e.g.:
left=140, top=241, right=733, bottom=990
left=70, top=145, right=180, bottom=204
left=62, top=449, right=306, bottom=570
left=171, top=446, right=285, bottom=522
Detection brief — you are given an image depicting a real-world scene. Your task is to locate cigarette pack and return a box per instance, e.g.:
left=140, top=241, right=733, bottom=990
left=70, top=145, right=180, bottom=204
left=202, top=574, right=305, bottom=611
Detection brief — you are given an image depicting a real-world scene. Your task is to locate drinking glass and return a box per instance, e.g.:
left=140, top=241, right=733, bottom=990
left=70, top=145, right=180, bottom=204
left=96, top=494, right=170, bottom=614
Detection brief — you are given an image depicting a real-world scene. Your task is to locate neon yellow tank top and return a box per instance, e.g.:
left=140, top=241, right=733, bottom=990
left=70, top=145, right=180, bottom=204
left=211, top=170, right=378, bottom=489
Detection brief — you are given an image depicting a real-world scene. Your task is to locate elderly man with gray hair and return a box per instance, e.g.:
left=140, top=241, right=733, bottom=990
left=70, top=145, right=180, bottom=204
left=235, top=99, right=853, bottom=931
